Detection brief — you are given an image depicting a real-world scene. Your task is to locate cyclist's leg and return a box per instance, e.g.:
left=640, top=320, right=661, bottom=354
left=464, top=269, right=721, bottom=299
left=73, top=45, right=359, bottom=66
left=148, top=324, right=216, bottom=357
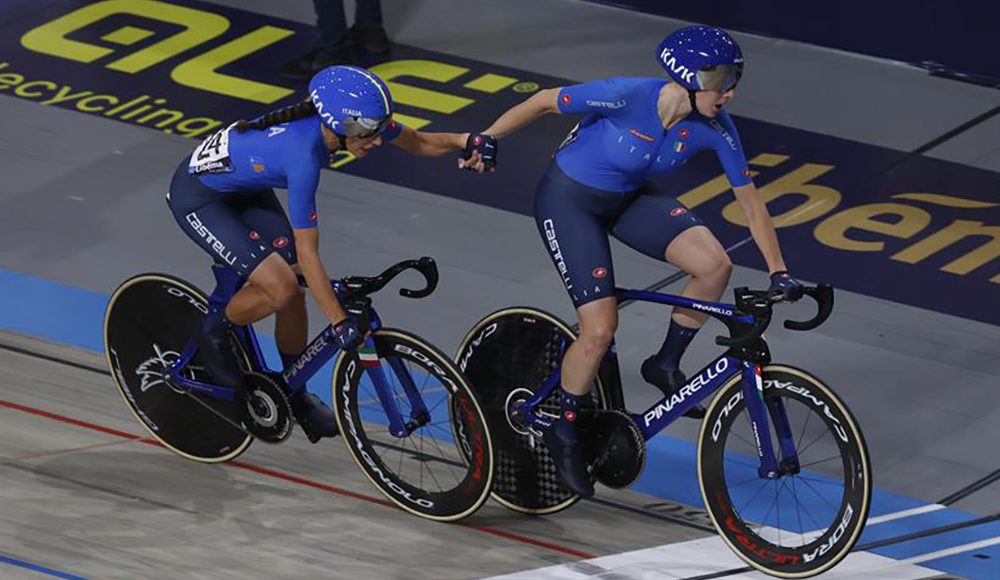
left=535, top=164, right=620, bottom=395
left=204, top=194, right=300, bottom=327
left=664, top=226, right=732, bottom=322
left=233, top=192, right=306, bottom=353
left=225, top=253, right=299, bottom=324
left=562, top=298, right=617, bottom=396
left=534, top=162, right=621, bottom=497
left=611, top=191, right=723, bottom=414
left=168, top=170, right=290, bottom=387
left=610, top=187, right=726, bottom=326
left=234, top=193, right=336, bottom=441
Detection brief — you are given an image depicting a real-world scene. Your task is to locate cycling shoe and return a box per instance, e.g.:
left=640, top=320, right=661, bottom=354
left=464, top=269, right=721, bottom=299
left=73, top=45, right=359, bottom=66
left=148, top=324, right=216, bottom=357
left=543, top=419, right=595, bottom=498
left=290, top=390, right=339, bottom=444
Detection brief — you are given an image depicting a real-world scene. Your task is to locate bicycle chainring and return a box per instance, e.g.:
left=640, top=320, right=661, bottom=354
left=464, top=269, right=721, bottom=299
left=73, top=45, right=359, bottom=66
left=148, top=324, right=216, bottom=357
left=241, top=372, right=293, bottom=444
left=587, top=409, right=646, bottom=488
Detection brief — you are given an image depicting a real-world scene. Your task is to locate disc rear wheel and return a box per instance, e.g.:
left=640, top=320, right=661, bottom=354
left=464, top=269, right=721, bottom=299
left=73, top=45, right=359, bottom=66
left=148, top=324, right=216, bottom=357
left=455, top=307, right=606, bottom=514
left=104, top=274, right=253, bottom=463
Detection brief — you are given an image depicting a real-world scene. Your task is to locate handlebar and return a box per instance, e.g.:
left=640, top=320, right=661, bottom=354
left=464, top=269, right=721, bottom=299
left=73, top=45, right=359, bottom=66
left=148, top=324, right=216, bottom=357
left=783, top=285, right=834, bottom=331
left=341, top=256, right=439, bottom=300
left=715, top=284, right=834, bottom=348
left=296, top=257, right=439, bottom=301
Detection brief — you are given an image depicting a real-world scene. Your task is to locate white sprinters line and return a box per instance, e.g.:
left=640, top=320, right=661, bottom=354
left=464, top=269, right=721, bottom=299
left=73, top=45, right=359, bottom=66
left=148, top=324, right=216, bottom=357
left=867, top=504, right=948, bottom=526
left=902, top=536, right=1000, bottom=565
left=477, top=535, right=939, bottom=580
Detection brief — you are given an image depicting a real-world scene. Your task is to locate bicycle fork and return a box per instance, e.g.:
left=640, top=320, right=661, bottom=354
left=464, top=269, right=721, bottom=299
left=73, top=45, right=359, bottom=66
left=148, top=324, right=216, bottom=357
left=741, top=362, right=800, bottom=479
left=360, top=336, right=432, bottom=438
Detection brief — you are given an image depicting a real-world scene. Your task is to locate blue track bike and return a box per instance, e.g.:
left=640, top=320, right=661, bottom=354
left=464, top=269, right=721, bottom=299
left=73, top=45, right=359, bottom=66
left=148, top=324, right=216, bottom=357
left=104, top=257, right=494, bottom=521
left=456, top=284, right=871, bottom=577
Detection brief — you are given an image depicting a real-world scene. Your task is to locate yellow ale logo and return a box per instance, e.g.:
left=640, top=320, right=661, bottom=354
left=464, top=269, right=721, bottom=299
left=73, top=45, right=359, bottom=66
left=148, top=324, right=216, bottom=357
left=20, top=0, right=294, bottom=104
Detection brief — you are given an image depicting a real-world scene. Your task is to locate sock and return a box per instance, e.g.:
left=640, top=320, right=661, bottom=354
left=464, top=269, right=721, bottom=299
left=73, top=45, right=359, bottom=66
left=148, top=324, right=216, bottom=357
left=555, top=387, right=588, bottom=441
left=651, top=318, right=699, bottom=370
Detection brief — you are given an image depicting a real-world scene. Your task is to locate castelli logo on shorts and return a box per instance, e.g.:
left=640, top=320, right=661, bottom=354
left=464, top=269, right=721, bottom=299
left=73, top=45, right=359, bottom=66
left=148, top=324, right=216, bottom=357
left=670, top=208, right=687, bottom=217
left=308, top=210, right=318, bottom=222
left=678, top=128, right=690, bottom=139
left=248, top=230, right=260, bottom=241
left=273, top=237, right=289, bottom=249
left=592, top=267, right=607, bottom=278
left=561, top=93, right=571, bottom=106
left=564, top=410, right=576, bottom=421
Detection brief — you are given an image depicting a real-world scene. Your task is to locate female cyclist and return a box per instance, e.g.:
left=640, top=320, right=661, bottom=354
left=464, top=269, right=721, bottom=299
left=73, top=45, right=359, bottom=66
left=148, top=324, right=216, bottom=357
left=460, top=26, right=804, bottom=496
left=168, top=65, right=479, bottom=443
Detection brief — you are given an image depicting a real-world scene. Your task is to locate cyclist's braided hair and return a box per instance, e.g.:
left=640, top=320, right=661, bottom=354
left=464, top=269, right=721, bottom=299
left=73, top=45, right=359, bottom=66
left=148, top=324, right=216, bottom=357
left=234, top=99, right=317, bottom=133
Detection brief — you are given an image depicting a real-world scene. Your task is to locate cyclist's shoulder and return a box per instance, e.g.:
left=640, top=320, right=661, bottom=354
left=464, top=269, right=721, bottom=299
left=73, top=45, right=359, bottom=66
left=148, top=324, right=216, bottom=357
left=587, top=76, right=663, bottom=97
left=684, top=110, right=742, bottom=150
left=565, top=77, right=662, bottom=118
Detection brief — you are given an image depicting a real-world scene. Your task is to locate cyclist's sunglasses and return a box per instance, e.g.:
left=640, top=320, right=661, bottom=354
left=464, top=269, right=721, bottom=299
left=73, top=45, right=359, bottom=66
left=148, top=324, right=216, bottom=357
left=697, top=62, right=744, bottom=93
left=343, top=115, right=393, bottom=139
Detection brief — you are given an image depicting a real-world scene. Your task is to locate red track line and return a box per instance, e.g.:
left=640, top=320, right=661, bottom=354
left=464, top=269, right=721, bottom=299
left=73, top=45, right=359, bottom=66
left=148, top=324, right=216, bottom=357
left=0, top=399, right=597, bottom=560
left=229, top=460, right=397, bottom=508
left=464, top=525, right=596, bottom=559
left=1, top=400, right=143, bottom=440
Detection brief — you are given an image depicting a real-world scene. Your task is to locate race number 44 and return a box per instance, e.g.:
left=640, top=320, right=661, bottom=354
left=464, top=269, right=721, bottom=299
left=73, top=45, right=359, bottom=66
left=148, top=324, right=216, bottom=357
left=189, top=123, right=236, bottom=174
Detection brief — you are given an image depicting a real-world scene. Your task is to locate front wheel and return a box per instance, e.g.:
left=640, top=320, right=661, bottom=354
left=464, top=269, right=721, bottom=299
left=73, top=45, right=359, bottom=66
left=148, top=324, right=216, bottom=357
left=332, top=328, right=494, bottom=521
left=698, top=365, right=871, bottom=578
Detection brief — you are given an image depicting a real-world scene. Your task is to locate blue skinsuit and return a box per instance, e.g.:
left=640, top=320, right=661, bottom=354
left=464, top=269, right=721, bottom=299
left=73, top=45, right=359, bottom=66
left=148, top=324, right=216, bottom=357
left=167, top=116, right=403, bottom=276
left=536, top=77, right=752, bottom=307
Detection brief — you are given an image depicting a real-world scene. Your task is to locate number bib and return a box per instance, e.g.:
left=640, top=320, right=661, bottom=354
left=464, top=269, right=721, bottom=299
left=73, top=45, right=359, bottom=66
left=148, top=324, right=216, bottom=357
left=189, top=124, right=236, bottom=175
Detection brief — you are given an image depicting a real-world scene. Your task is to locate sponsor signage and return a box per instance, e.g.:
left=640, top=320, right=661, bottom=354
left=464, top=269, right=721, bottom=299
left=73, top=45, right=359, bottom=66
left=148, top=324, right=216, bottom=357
left=0, top=0, right=565, bottom=205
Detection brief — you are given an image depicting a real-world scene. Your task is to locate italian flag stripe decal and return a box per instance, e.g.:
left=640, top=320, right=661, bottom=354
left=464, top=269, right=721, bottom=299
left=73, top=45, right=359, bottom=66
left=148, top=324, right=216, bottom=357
left=358, top=347, right=380, bottom=367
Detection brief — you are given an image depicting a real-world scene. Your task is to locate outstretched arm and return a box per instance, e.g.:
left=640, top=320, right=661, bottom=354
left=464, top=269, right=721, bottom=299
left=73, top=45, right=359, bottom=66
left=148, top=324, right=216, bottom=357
left=390, top=88, right=561, bottom=158
left=451, top=87, right=562, bottom=172
left=390, top=127, right=468, bottom=157
left=480, top=87, right=562, bottom=138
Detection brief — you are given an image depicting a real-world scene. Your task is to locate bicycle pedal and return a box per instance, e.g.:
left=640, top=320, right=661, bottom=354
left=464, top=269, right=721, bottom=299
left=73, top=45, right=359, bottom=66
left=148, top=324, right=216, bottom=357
left=240, top=372, right=293, bottom=444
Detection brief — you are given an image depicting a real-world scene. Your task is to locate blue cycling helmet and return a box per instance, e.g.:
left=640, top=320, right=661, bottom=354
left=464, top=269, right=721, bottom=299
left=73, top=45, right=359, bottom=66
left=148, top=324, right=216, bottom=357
left=308, top=65, right=394, bottom=138
left=656, top=26, right=744, bottom=92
